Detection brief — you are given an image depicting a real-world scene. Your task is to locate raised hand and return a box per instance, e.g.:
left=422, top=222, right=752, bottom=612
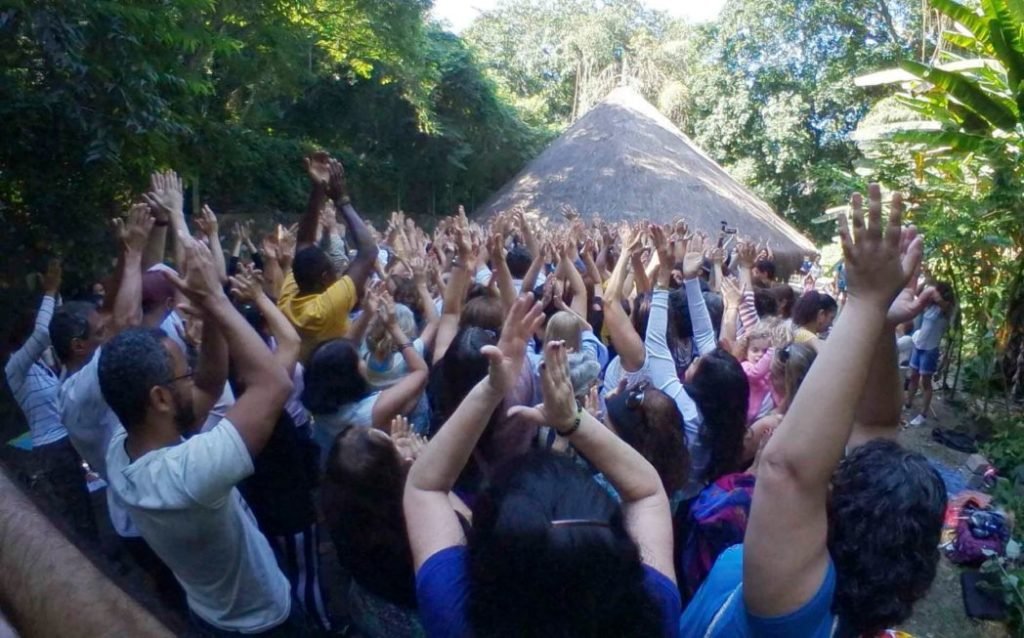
left=720, top=276, right=742, bottom=309
left=229, top=268, right=264, bottom=303
left=883, top=225, right=930, bottom=327
left=390, top=415, right=427, bottom=462
left=506, top=340, right=578, bottom=431
left=175, top=303, right=205, bottom=350
left=487, top=233, right=506, bottom=263
left=326, top=158, right=348, bottom=202
left=114, top=203, right=155, bottom=254
left=376, top=292, right=398, bottom=328
left=142, top=170, right=184, bottom=218
left=164, top=232, right=227, bottom=305
left=278, top=224, right=297, bottom=265
left=196, top=204, right=219, bottom=238
left=320, top=201, right=339, bottom=234
left=709, top=246, right=725, bottom=266
left=482, top=293, right=544, bottom=396
left=735, top=240, right=758, bottom=268
left=261, top=234, right=280, bottom=262
left=41, top=258, right=62, bottom=295
left=838, top=184, right=906, bottom=307
left=682, top=251, right=704, bottom=280
left=304, top=151, right=331, bottom=190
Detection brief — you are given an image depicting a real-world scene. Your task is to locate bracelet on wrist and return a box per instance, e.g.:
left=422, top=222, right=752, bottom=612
left=399, top=342, right=415, bottom=351
left=555, top=407, right=584, bottom=437
left=153, top=220, right=170, bottom=227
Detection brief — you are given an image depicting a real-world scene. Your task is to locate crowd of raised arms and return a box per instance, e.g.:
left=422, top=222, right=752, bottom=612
left=2, top=152, right=957, bottom=638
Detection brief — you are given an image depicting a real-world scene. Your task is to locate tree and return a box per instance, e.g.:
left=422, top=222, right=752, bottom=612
left=855, top=0, right=1024, bottom=400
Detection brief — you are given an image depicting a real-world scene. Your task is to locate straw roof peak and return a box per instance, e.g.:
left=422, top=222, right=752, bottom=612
left=473, top=86, right=816, bottom=261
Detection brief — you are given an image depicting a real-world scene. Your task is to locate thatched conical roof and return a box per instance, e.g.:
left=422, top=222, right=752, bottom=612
left=474, top=87, right=816, bottom=263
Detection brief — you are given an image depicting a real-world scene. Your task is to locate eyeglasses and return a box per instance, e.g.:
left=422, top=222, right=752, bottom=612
left=164, top=368, right=194, bottom=385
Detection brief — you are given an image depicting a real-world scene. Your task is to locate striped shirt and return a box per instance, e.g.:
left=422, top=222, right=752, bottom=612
left=4, top=295, right=68, bottom=447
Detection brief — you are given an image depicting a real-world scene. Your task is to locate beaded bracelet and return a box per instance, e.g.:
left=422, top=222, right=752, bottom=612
left=556, top=407, right=583, bottom=437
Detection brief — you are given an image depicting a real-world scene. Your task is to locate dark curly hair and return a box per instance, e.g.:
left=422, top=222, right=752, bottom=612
left=467, top=452, right=663, bottom=638
left=97, top=327, right=174, bottom=432
left=828, top=439, right=946, bottom=637
left=685, top=348, right=749, bottom=483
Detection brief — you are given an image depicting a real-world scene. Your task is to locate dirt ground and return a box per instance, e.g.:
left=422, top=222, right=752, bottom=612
left=897, top=398, right=1010, bottom=638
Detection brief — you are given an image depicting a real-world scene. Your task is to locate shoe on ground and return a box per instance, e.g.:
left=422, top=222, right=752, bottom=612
left=909, top=414, right=926, bottom=428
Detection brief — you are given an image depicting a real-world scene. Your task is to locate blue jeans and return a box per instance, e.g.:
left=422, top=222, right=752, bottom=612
left=910, top=347, right=940, bottom=375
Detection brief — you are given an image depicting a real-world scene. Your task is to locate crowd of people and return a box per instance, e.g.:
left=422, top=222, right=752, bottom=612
left=3, top=152, right=956, bottom=637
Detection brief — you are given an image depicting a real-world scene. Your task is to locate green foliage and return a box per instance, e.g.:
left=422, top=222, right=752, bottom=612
left=854, top=0, right=1024, bottom=398
left=465, top=0, right=923, bottom=241
left=984, top=423, right=1024, bottom=475
left=0, top=0, right=541, bottom=298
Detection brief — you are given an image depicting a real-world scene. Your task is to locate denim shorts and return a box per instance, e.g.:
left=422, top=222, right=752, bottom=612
left=910, top=347, right=941, bottom=375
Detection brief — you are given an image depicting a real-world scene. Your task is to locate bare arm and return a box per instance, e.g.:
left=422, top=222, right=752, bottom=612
left=298, top=153, right=329, bottom=249
left=849, top=278, right=937, bottom=448
left=110, top=204, right=153, bottom=334
left=189, top=311, right=228, bottom=430
left=433, top=231, right=473, bottom=364
left=744, top=188, right=916, bottom=617
left=196, top=205, right=227, bottom=283
left=488, top=234, right=517, bottom=313
left=168, top=237, right=292, bottom=457
left=603, top=237, right=646, bottom=372
left=559, top=244, right=588, bottom=320
left=405, top=295, right=543, bottom=569
left=0, top=467, right=173, bottom=637
left=510, top=342, right=675, bottom=580
left=371, top=297, right=429, bottom=428
left=519, top=245, right=546, bottom=297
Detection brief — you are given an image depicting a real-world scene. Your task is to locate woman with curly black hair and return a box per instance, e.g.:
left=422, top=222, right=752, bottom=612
left=681, top=186, right=947, bottom=637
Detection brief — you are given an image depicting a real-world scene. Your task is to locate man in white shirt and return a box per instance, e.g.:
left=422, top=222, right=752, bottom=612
left=51, top=204, right=188, bottom=609
left=100, top=235, right=300, bottom=635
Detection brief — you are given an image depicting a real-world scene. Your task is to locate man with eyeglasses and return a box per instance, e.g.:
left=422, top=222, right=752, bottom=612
left=100, top=234, right=303, bottom=636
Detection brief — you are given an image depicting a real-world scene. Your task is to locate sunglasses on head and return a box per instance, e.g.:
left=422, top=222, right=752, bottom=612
left=778, top=343, right=793, bottom=363
left=625, top=382, right=649, bottom=409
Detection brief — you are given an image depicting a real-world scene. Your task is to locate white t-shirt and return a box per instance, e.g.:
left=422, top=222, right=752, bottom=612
left=912, top=305, right=949, bottom=351
left=106, top=419, right=291, bottom=633
left=59, top=349, right=137, bottom=537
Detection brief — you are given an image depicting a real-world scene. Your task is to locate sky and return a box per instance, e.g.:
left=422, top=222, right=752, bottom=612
left=431, top=0, right=727, bottom=33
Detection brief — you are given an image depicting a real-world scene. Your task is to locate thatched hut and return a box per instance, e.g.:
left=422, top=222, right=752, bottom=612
left=473, top=87, right=816, bottom=269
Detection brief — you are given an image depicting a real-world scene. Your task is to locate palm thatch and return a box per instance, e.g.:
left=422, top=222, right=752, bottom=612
left=473, top=87, right=816, bottom=266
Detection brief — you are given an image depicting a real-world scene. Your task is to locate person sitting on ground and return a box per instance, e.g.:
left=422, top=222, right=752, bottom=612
left=680, top=185, right=947, bottom=638
left=791, top=289, right=838, bottom=350
left=905, top=281, right=955, bottom=427
left=277, top=153, right=377, bottom=360
left=100, top=235, right=303, bottom=636
left=405, top=297, right=681, bottom=638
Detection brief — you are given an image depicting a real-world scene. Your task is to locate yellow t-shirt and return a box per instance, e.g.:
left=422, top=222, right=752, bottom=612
left=277, top=272, right=357, bottom=360
left=793, top=326, right=817, bottom=345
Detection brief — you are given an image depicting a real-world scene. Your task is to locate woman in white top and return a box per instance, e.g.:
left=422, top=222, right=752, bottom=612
left=302, top=294, right=428, bottom=456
